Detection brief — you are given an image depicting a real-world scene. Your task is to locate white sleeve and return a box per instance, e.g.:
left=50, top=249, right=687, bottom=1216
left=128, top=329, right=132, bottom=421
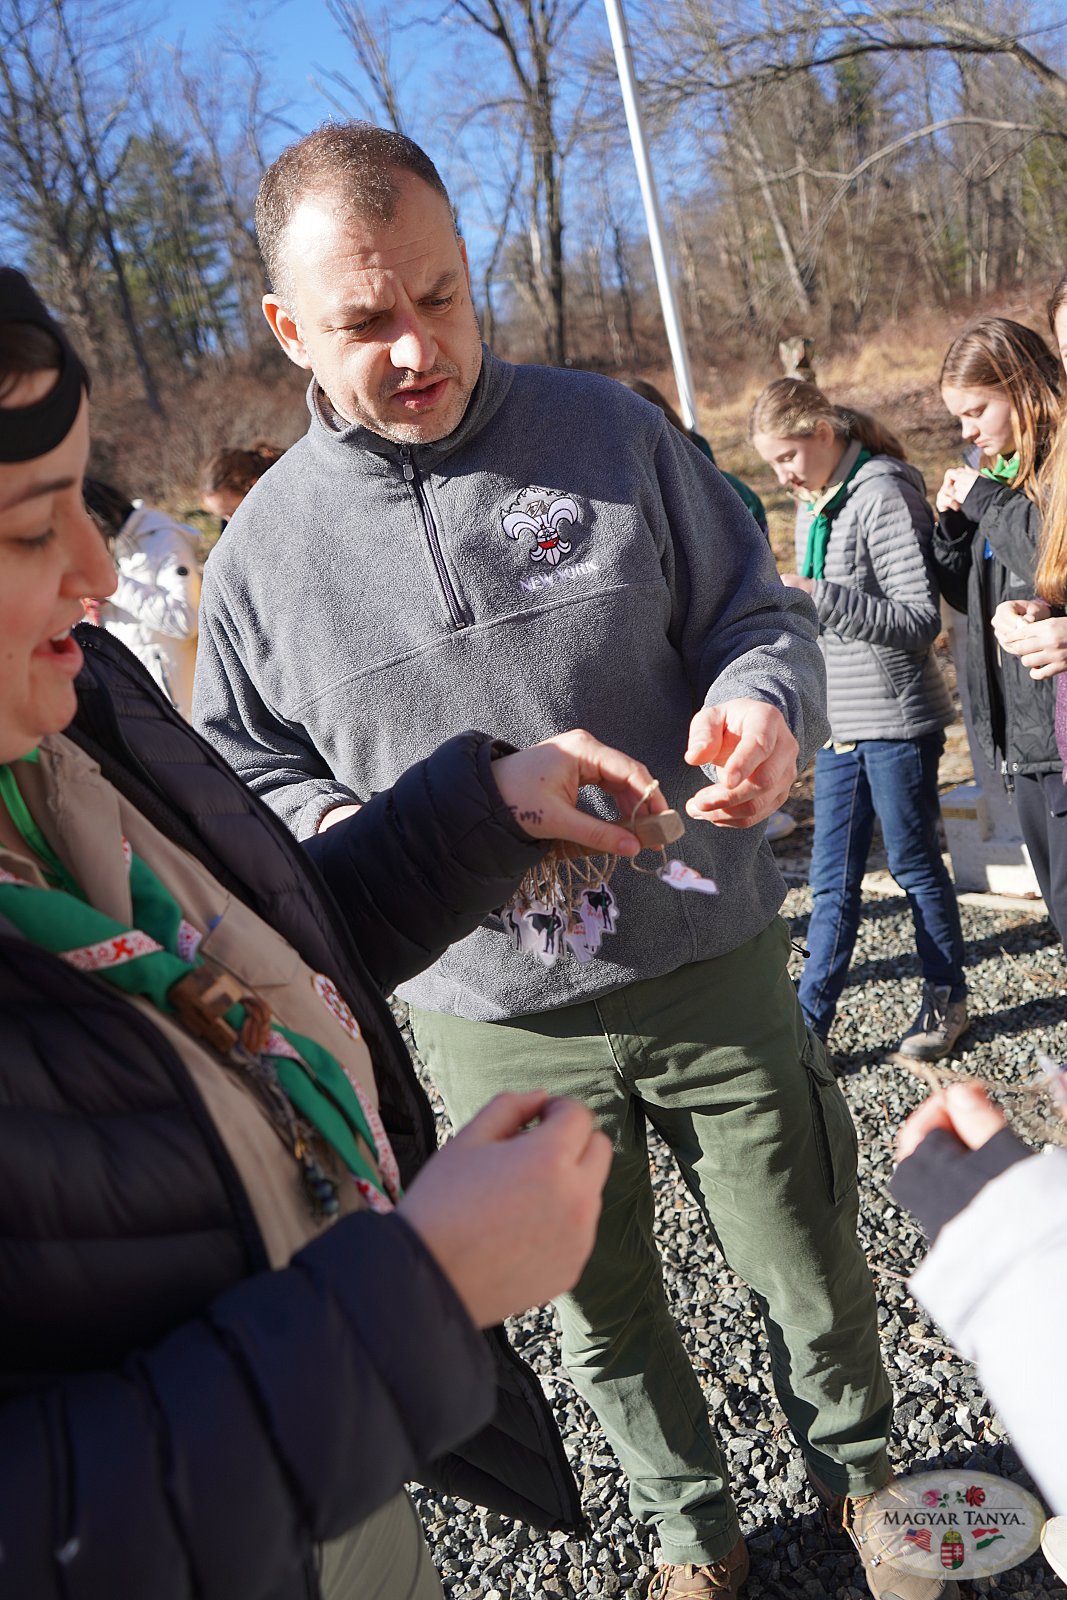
left=909, top=1147, right=1067, bottom=1513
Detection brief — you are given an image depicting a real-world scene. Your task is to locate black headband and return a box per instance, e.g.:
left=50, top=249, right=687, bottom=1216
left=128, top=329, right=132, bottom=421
left=0, top=267, right=90, bottom=463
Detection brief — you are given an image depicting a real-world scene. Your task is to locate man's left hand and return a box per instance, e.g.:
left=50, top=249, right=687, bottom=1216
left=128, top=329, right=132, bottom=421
left=684, top=698, right=799, bottom=827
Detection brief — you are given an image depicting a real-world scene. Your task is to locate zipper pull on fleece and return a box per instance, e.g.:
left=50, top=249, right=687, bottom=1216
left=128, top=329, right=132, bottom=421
left=399, top=446, right=415, bottom=483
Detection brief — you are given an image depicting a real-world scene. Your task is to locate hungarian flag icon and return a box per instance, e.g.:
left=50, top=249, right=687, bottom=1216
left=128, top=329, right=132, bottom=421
left=941, top=1530, right=965, bottom=1570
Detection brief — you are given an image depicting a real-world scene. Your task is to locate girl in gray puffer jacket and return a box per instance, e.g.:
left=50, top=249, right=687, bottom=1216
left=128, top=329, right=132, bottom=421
left=752, top=379, right=967, bottom=1060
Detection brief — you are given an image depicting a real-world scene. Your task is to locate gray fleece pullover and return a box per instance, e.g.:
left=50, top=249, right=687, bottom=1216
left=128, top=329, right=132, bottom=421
left=195, top=349, right=829, bottom=1021
left=794, top=448, right=954, bottom=742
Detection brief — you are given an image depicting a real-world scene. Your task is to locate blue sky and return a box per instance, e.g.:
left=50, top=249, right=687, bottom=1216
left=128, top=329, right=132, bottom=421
left=156, top=0, right=354, bottom=133
left=147, top=0, right=623, bottom=275
left=143, top=0, right=657, bottom=306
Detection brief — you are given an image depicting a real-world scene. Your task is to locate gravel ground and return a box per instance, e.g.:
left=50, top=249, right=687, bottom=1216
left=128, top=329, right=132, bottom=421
left=397, top=872, right=1067, bottom=1600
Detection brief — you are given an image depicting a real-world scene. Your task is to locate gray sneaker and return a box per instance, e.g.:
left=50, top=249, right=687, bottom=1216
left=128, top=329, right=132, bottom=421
left=896, top=983, right=969, bottom=1060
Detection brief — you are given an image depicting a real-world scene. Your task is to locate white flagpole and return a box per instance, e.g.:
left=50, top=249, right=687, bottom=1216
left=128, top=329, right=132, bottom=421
left=603, top=0, right=699, bottom=430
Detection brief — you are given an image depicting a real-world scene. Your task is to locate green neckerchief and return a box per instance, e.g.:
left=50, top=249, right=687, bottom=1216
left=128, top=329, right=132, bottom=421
left=0, top=758, right=82, bottom=896
left=800, top=447, right=872, bottom=581
left=0, top=762, right=395, bottom=1213
left=981, top=452, right=1019, bottom=486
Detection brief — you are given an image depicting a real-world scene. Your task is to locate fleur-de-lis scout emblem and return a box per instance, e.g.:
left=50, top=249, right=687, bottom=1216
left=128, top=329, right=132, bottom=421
left=502, top=485, right=580, bottom=567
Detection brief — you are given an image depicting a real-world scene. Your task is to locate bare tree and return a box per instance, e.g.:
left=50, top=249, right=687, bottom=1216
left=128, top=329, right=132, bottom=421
left=0, top=0, right=162, bottom=411
left=317, top=0, right=410, bottom=131
left=618, top=0, right=1067, bottom=343
left=171, top=42, right=292, bottom=353
left=444, top=0, right=592, bottom=365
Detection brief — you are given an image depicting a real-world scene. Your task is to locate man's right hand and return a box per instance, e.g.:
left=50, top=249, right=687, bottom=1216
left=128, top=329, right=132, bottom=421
left=397, top=1091, right=612, bottom=1328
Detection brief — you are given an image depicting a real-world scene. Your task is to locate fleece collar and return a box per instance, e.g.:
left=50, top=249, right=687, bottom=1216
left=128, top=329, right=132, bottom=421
left=305, top=343, right=515, bottom=467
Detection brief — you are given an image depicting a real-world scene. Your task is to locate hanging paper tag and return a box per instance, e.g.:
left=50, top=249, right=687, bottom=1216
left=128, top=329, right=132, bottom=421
left=564, top=912, right=597, bottom=964
left=501, top=875, right=621, bottom=966
left=581, top=882, right=618, bottom=936
left=502, top=901, right=529, bottom=951
left=657, top=858, right=718, bottom=895
left=523, top=900, right=566, bottom=966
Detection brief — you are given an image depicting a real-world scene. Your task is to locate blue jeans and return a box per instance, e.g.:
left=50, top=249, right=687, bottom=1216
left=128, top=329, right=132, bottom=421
left=798, top=734, right=967, bottom=1040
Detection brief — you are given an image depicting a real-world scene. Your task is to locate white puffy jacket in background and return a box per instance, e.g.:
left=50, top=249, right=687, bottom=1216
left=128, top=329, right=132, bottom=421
left=100, top=502, right=201, bottom=719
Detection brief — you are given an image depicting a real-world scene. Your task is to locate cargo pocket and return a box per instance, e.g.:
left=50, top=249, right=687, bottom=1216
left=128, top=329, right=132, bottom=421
left=802, top=1032, right=859, bottom=1206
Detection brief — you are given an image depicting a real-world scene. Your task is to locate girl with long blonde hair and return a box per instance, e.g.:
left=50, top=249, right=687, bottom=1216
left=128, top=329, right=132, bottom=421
left=934, top=314, right=1067, bottom=941
left=988, top=280, right=1067, bottom=933
left=751, top=378, right=965, bottom=1059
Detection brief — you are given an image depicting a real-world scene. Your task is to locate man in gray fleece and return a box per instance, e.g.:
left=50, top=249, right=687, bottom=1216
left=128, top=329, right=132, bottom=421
left=194, top=124, right=941, bottom=1600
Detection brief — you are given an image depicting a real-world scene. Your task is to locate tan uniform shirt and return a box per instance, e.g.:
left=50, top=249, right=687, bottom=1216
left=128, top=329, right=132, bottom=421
left=2, top=734, right=385, bottom=1266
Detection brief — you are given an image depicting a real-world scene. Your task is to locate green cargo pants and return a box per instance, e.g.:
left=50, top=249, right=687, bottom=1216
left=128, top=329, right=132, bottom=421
left=409, top=916, right=893, bottom=1567
left=319, top=1492, right=444, bottom=1599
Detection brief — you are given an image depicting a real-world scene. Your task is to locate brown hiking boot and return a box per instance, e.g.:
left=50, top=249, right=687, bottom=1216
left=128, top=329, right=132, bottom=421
left=808, top=1467, right=959, bottom=1600
left=647, top=1537, right=750, bottom=1598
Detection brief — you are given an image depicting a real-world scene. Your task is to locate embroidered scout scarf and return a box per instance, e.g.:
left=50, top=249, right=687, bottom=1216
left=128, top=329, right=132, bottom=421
left=800, top=447, right=872, bottom=581
left=0, top=758, right=398, bottom=1218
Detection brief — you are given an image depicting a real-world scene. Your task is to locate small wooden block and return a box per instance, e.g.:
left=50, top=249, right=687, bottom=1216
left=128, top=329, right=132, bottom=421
left=170, top=966, right=244, bottom=1053
left=633, top=809, right=685, bottom=848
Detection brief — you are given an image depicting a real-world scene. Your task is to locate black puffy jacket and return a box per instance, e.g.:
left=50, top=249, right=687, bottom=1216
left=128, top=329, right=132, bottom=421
left=0, top=627, right=581, bottom=1600
left=931, top=474, right=1058, bottom=779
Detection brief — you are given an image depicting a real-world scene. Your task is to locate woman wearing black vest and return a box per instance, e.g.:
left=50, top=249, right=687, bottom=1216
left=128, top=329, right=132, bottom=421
left=0, top=269, right=669, bottom=1600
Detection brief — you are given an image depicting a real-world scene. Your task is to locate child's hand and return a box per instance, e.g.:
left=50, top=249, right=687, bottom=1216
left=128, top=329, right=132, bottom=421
left=896, top=1081, right=1006, bottom=1163
left=996, top=611, right=1067, bottom=679
left=936, top=466, right=979, bottom=513
left=992, top=598, right=1050, bottom=646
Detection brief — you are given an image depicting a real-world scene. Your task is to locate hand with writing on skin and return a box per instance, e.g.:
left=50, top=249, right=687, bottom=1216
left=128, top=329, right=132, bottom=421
left=491, top=728, right=666, bottom=858
left=684, top=698, right=799, bottom=828
left=398, top=1090, right=613, bottom=1327
left=991, top=598, right=1067, bottom=680
left=936, top=466, right=980, bottom=515
left=319, top=731, right=664, bottom=853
